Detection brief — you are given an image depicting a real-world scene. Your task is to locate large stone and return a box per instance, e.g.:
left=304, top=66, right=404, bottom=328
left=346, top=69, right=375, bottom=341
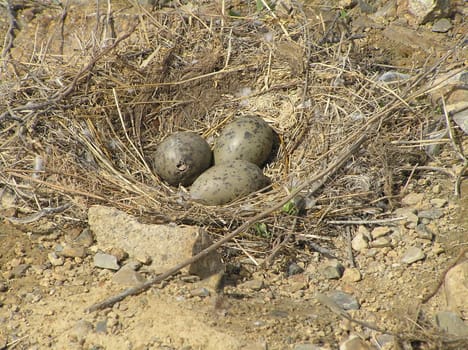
left=434, top=311, right=468, bottom=337
left=445, top=260, right=468, bottom=317
left=88, top=205, right=223, bottom=278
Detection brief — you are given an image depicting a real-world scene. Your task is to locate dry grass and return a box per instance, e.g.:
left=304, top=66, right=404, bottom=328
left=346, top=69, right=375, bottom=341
left=0, top=1, right=458, bottom=238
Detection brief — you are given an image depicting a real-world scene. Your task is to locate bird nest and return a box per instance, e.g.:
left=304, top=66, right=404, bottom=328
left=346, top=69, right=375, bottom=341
left=0, top=1, right=457, bottom=250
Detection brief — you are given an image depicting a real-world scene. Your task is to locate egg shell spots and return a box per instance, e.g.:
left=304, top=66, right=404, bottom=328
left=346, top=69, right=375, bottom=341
left=190, top=160, right=269, bottom=205
left=153, top=132, right=212, bottom=186
left=214, top=116, right=273, bottom=166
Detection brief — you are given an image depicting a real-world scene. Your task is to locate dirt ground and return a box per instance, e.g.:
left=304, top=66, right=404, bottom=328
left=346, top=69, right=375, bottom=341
left=0, top=1, right=467, bottom=349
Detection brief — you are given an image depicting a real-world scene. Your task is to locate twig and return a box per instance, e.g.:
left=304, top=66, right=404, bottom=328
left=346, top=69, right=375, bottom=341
left=85, top=133, right=368, bottom=312
left=345, top=227, right=355, bottom=268
left=1, top=0, right=18, bottom=64
left=327, top=217, right=406, bottom=225
left=5, top=203, right=72, bottom=224
left=0, top=21, right=138, bottom=123
left=264, top=217, right=296, bottom=266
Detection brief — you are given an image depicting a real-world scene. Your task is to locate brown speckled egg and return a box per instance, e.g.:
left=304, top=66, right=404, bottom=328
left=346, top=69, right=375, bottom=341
left=153, top=132, right=212, bottom=186
left=213, top=116, right=274, bottom=166
left=190, top=160, right=270, bottom=205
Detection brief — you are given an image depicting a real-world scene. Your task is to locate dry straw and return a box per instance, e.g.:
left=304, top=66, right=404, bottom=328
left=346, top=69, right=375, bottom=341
left=0, top=2, right=463, bottom=254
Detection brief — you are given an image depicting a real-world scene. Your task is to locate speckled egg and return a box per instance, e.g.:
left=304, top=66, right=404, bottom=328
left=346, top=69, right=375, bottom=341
left=153, top=132, right=212, bottom=186
left=213, top=116, right=274, bottom=166
left=190, top=160, right=270, bottom=205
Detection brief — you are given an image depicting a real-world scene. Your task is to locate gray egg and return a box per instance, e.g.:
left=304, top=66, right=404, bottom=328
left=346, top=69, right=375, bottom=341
left=213, top=116, right=274, bottom=166
left=153, top=132, right=212, bottom=186
left=190, top=160, right=270, bottom=205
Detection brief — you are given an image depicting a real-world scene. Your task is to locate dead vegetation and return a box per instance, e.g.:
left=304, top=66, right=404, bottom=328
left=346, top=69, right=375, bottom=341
left=0, top=1, right=467, bottom=348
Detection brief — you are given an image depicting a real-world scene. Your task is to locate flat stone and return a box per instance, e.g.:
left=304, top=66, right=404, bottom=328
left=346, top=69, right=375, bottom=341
left=340, top=335, right=371, bottom=350
left=352, top=232, right=369, bottom=251
left=61, top=244, right=87, bottom=258
left=112, top=267, right=146, bottom=286
left=240, top=279, right=264, bottom=291
left=94, top=252, right=120, bottom=270
left=341, top=268, right=362, bottom=283
left=401, top=246, right=425, bottom=264
left=294, top=344, right=326, bottom=350
left=401, top=193, right=424, bottom=206
left=88, top=205, right=223, bottom=278
left=321, top=260, right=345, bottom=280
left=370, top=236, right=392, bottom=248
left=445, top=260, right=468, bottom=316
left=430, top=198, right=447, bottom=208
left=432, top=184, right=441, bottom=194
left=328, top=291, right=360, bottom=310
left=432, top=18, right=452, bottom=33
left=415, top=223, right=434, bottom=240
left=434, top=311, right=468, bottom=337
left=190, top=287, right=210, bottom=297
left=417, top=209, right=444, bottom=220
left=370, top=226, right=391, bottom=239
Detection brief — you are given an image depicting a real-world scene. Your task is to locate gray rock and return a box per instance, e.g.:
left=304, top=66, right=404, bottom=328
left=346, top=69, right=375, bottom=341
left=373, top=334, right=395, bottom=349
left=287, top=262, right=304, bottom=276
left=352, top=232, right=369, bottom=251
left=432, top=18, right=452, bottom=33
left=444, top=260, right=468, bottom=316
left=88, top=205, right=223, bottom=278
left=321, top=259, right=345, bottom=279
left=418, top=208, right=443, bottom=220
left=94, top=252, right=120, bottom=270
left=340, top=335, right=371, bottom=350
left=401, top=246, right=425, bottom=264
left=415, top=223, right=433, bottom=240
left=434, top=311, right=468, bottom=337
left=328, top=291, right=360, bottom=310
left=112, top=267, right=146, bottom=286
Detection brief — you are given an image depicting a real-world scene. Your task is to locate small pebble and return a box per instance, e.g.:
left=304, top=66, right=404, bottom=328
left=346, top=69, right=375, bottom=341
left=73, top=228, right=94, bottom=247
left=340, top=335, right=371, bottom=350
left=430, top=198, right=447, bottom=208
left=401, top=246, right=425, bottom=264
left=241, top=279, right=265, bottom=291
left=415, top=223, right=433, bottom=240
left=370, top=236, right=392, bottom=248
left=112, top=268, right=146, bottom=286
left=287, top=262, right=304, bottom=276
left=352, top=233, right=369, bottom=251
left=401, top=193, right=424, bottom=206
left=94, top=252, right=120, bottom=270
left=321, top=260, right=345, bottom=280
left=341, top=268, right=362, bottom=283
left=370, top=226, right=391, bottom=239
left=190, top=287, right=211, bottom=297
left=328, top=291, right=360, bottom=310
left=61, top=244, right=87, bottom=258
left=432, top=18, right=452, bottom=33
